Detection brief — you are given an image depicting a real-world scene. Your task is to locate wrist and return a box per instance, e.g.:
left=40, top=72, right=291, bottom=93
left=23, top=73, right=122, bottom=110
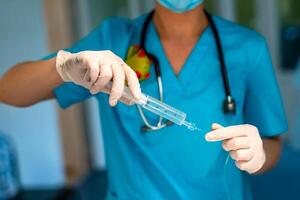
left=55, top=50, right=72, bottom=81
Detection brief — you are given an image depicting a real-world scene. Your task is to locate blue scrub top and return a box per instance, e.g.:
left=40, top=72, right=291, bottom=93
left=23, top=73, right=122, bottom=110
left=51, top=14, right=287, bottom=200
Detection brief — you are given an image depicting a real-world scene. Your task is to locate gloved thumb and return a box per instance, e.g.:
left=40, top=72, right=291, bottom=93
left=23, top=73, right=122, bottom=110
left=211, top=123, right=224, bottom=130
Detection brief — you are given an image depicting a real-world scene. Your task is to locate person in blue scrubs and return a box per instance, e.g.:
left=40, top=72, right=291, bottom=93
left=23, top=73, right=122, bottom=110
left=0, top=0, right=287, bottom=199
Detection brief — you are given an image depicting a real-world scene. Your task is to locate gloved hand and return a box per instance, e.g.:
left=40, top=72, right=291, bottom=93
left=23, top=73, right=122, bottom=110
left=205, top=123, right=266, bottom=174
left=56, top=50, right=141, bottom=106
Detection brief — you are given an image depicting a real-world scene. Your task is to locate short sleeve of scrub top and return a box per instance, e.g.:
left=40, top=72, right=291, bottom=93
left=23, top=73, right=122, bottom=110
left=243, top=37, right=288, bottom=137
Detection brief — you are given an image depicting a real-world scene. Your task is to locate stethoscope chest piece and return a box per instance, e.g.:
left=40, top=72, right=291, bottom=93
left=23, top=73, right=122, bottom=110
left=223, top=96, right=236, bottom=114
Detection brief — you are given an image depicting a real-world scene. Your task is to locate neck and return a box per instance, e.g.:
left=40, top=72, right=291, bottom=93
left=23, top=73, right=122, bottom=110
left=153, top=3, right=208, bottom=40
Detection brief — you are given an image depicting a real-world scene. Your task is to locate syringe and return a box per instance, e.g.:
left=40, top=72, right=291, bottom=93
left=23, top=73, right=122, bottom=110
left=104, top=82, right=202, bottom=131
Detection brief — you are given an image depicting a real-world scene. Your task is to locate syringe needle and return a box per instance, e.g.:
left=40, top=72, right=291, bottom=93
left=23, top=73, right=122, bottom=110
left=183, top=121, right=205, bottom=133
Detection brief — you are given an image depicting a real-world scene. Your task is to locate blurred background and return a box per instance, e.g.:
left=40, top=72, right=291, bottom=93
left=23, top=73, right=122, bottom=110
left=0, top=0, right=299, bottom=199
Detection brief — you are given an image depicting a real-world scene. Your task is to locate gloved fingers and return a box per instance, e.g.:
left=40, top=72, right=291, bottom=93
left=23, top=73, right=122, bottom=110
left=90, top=63, right=112, bottom=94
left=235, top=155, right=265, bottom=174
left=109, top=62, right=125, bottom=106
left=235, top=160, right=259, bottom=173
left=99, top=86, right=110, bottom=95
left=235, top=160, right=250, bottom=172
left=230, top=149, right=253, bottom=161
left=64, top=57, right=91, bottom=88
left=205, top=125, right=247, bottom=142
left=83, top=58, right=100, bottom=85
left=211, top=123, right=224, bottom=130
left=101, top=86, right=134, bottom=105
left=222, top=136, right=250, bottom=151
left=245, top=147, right=266, bottom=174
left=122, top=63, right=141, bottom=100
left=82, top=67, right=92, bottom=83
left=118, top=96, right=135, bottom=105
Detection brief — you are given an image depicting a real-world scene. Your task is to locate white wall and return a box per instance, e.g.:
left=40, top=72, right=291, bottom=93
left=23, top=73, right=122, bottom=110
left=0, top=0, right=65, bottom=188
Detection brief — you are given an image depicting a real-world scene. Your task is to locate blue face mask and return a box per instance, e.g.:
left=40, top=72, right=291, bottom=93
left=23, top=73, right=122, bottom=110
left=157, top=0, right=204, bottom=13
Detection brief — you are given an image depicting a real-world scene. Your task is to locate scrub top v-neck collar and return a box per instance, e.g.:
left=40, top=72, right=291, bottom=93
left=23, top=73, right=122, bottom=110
left=146, top=21, right=214, bottom=92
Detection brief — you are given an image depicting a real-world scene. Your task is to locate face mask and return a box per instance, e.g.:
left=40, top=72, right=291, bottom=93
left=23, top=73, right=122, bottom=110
left=157, top=0, right=204, bottom=13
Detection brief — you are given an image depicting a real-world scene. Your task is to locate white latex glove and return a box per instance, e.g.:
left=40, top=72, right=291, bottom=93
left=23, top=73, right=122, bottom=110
left=56, top=50, right=141, bottom=106
left=205, top=123, right=266, bottom=174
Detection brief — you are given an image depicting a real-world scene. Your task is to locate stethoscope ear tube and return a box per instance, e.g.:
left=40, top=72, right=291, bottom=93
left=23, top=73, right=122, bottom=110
left=204, top=9, right=236, bottom=114
left=140, top=10, right=162, bottom=78
left=148, top=54, right=161, bottom=77
left=137, top=9, right=237, bottom=132
left=140, top=11, right=154, bottom=51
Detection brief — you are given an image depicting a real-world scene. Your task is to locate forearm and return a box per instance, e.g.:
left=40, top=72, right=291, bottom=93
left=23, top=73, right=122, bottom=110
left=0, top=57, right=63, bottom=107
left=256, top=136, right=282, bottom=174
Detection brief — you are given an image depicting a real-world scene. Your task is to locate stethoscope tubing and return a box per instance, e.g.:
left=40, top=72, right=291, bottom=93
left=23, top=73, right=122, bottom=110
left=136, top=10, right=236, bottom=132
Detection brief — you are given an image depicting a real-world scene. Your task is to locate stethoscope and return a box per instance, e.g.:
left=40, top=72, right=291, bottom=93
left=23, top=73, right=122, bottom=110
left=136, top=10, right=236, bottom=132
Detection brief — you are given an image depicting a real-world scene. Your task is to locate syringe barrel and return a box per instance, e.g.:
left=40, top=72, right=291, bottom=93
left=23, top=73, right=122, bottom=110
left=103, top=82, right=137, bottom=105
left=104, top=82, right=187, bottom=125
left=138, top=94, right=187, bottom=126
